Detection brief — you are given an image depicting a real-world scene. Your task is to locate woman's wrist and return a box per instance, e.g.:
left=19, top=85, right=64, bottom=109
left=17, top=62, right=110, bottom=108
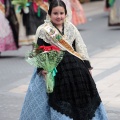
left=37, top=68, right=43, bottom=76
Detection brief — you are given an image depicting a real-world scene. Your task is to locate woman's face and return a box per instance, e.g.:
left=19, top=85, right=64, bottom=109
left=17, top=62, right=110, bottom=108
left=50, top=6, right=66, bottom=26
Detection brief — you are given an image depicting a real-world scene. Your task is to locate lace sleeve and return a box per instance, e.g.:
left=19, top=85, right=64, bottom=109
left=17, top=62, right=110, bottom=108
left=34, top=25, right=50, bottom=44
left=74, top=26, right=90, bottom=61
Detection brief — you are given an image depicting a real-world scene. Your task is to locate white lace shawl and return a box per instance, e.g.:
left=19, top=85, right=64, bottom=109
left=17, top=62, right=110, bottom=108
left=34, top=21, right=90, bottom=60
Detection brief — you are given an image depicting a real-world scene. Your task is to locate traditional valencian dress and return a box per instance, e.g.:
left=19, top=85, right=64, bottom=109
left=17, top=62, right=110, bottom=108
left=15, top=0, right=48, bottom=46
left=20, top=19, right=108, bottom=120
left=0, top=0, right=17, bottom=52
left=5, top=0, right=19, bottom=49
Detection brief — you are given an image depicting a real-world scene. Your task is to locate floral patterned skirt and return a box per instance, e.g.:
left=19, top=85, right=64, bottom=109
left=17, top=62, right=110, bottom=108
left=0, top=11, right=17, bottom=52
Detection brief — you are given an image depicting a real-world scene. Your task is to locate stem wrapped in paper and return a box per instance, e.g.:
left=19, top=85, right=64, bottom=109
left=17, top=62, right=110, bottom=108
left=26, top=43, right=64, bottom=93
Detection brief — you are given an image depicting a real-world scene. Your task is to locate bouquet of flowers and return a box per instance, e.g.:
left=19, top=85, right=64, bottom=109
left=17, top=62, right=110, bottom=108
left=26, top=43, right=64, bottom=93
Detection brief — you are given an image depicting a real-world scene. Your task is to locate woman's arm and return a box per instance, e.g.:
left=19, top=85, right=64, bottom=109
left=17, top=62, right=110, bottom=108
left=73, top=26, right=93, bottom=70
left=72, top=40, right=93, bottom=70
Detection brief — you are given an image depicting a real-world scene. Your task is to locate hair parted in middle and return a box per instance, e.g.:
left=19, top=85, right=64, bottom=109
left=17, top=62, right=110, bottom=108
left=48, top=0, right=67, bottom=15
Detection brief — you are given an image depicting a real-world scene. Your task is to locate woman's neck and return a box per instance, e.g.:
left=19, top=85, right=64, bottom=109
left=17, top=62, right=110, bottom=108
left=56, top=25, right=63, bottom=32
left=52, top=22, right=63, bottom=33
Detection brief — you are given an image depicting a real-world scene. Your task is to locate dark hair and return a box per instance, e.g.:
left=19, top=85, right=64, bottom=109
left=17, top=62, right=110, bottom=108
left=48, top=0, right=67, bottom=15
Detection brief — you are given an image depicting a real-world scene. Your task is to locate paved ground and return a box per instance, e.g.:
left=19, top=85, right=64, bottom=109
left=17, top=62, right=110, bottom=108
left=91, top=45, right=120, bottom=120
left=83, top=1, right=120, bottom=119
left=83, top=0, right=105, bottom=17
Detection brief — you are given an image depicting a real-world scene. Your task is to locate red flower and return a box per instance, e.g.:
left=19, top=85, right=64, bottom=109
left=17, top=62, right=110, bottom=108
left=51, top=45, right=60, bottom=51
left=44, top=46, right=51, bottom=51
left=37, top=45, right=60, bottom=52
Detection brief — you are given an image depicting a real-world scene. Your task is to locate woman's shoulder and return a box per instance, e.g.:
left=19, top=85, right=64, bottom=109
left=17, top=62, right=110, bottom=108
left=36, top=23, right=49, bottom=37
left=65, top=21, right=78, bottom=32
left=34, top=23, right=47, bottom=43
left=36, top=23, right=46, bottom=32
left=66, top=21, right=77, bottom=28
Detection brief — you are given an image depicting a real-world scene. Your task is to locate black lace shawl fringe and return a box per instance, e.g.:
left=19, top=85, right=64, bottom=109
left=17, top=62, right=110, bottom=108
left=49, top=95, right=101, bottom=120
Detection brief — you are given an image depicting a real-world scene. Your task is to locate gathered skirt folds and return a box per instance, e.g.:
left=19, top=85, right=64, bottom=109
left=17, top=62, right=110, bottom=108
left=20, top=52, right=108, bottom=120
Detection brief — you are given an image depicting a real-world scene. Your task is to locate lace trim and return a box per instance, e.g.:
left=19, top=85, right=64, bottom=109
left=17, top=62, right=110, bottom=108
left=49, top=95, right=101, bottom=120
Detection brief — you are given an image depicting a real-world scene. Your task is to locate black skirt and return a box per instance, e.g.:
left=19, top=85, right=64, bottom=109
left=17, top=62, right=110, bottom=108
left=48, top=51, right=101, bottom=120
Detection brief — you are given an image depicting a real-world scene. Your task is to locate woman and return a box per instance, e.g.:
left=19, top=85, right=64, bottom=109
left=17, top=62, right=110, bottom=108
left=5, top=0, right=19, bottom=49
left=20, top=0, right=108, bottom=120
left=108, top=0, right=120, bottom=26
left=0, top=0, right=17, bottom=54
left=15, top=0, right=48, bottom=46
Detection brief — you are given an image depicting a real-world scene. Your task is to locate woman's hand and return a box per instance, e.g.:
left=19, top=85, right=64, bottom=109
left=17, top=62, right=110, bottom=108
left=41, top=70, right=47, bottom=77
left=89, top=70, right=92, bottom=76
